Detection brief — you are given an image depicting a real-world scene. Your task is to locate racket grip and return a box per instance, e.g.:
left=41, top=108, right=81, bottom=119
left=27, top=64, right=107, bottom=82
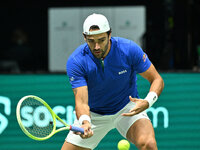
left=70, top=125, right=84, bottom=134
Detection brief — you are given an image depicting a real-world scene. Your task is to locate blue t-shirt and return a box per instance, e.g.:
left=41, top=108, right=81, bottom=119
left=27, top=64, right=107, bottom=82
left=66, top=37, right=151, bottom=115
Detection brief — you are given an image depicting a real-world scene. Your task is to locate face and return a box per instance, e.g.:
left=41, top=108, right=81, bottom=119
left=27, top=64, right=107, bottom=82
left=84, top=31, right=111, bottom=59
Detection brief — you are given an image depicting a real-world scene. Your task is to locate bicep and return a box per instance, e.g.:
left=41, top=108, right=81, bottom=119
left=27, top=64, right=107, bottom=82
left=139, top=64, right=161, bottom=83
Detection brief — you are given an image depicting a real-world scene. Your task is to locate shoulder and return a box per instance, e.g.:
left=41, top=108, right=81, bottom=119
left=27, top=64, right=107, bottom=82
left=112, top=37, right=132, bottom=45
left=66, top=43, right=89, bottom=74
left=67, top=43, right=88, bottom=65
left=111, top=37, right=142, bottom=55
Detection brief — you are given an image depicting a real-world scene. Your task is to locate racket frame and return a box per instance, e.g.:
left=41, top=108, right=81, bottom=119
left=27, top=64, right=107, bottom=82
left=16, top=95, right=71, bottom=141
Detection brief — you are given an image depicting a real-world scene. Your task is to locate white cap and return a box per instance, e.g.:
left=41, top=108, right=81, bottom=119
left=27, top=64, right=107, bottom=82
left=83, top=13, right=110, bottom=35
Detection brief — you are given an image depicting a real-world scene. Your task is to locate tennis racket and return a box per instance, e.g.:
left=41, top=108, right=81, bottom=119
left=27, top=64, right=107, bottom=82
left=16, top=95, right=84, bottom=141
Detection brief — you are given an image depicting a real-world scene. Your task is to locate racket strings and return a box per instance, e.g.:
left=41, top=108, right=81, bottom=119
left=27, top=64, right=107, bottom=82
left=20, top=98, right=54, bottom=138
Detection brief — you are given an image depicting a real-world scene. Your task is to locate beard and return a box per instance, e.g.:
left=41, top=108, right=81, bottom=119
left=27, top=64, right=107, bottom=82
left=91, top=39, right=109, bottom=59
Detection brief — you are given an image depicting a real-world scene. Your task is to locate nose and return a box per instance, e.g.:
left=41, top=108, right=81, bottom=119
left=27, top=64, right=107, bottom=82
left=95, top=43, right=100, bottom=49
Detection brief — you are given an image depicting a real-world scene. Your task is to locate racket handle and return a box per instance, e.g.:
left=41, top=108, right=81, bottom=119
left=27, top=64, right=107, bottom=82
left=70, top=125, right=84, bottom=134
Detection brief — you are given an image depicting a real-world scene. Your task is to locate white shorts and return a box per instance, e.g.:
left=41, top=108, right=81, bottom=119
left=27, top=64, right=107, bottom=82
left=66, top=101, right=149, bottom=149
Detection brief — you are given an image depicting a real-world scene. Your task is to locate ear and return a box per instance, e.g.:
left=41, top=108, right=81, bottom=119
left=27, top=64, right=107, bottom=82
left=83, top=33, right=87, bottom=42
left=108, top=33, right=111, bottom=40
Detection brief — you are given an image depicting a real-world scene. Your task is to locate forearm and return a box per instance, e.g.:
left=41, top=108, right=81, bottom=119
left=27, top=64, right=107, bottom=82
left=149, top=75, right=164, bottom=97
left=76, top=102, right=91, bottom=125
left=73, top=86, right=91, bottom=124
left=75, top=102, right=90, bottom=119
left=72, top=86, right=93, bottom=138
left=139, top=64, right=164, bottom=108
left=140, top=64, right=164, bottom=97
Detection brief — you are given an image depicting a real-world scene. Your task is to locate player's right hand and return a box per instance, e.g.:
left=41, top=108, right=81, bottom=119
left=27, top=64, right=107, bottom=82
left=80, top=121, right=93, bottom=139
left=73, top=121, right=93, bottom=138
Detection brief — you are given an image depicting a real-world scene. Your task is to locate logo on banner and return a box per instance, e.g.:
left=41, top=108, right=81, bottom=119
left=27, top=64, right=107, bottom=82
left=0, top=96, right=11, bottom=134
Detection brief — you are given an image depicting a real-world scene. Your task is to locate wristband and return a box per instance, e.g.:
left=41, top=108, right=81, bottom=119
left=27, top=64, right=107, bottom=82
left=78, top=115, right=91, bottom=125
left=144, top=91, right=158, bottom=108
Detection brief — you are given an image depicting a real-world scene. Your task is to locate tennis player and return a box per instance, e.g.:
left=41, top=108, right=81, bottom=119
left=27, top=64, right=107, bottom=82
left=62, top=13, right=164, bottom=150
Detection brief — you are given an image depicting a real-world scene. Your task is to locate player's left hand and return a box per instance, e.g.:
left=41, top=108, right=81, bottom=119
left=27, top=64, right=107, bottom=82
left=122, top=96, right=149, bottom=116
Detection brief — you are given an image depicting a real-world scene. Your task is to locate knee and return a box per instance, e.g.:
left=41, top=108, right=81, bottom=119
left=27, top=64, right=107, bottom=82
left=145, top=139, right=157, bottom=150
left=136, top=137, right=157, bottom=150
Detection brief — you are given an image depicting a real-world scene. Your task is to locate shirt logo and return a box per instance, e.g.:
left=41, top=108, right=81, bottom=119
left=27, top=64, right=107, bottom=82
left=70, top=77, right=75, bottom=82
left=118, top=70, right=127, bottom=75
left=143, top=54, right=147, bottom=62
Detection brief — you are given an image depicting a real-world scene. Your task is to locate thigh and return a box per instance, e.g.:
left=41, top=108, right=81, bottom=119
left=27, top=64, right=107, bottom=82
left=61, top=141, right=91, bottom=150
left=115, top=101, right=149, bottom=138
left=126, top=118, right=156, bottom=146
left=65, top=114, right=114, bottom=150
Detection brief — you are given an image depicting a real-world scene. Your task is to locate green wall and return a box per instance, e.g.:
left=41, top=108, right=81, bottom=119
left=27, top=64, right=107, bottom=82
left=0, top=73, right=200, bottom=150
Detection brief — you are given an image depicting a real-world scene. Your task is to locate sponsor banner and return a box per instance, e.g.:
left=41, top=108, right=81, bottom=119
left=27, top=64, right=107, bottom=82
left=0, top=74, right=200, bottom=150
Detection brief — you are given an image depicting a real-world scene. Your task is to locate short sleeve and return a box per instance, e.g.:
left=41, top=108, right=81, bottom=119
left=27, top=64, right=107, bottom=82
left=66, top=57, right=87, bottom=88
left=129, top=41, right=151, bottom=73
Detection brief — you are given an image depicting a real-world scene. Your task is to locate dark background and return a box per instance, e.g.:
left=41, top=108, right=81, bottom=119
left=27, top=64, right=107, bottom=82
left=0, top=0, right=200, bottom=73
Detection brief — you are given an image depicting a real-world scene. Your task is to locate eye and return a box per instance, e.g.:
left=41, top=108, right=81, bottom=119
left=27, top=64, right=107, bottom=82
left=88, top=40, right=94, bottom=43
left=99, top=39, right=105, bottom=43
